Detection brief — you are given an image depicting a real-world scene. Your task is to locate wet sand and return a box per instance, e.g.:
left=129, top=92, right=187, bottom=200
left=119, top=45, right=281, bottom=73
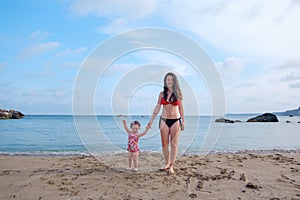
left=1, top=152, right=300, bottom=199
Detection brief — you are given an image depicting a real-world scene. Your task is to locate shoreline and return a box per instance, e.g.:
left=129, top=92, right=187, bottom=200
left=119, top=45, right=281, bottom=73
left=1, top=148, right=300, bottom=157
left=1, top=152, right=300, bottom=199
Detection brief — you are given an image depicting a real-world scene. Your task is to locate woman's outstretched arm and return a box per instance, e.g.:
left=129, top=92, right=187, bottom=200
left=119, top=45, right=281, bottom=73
left=148, top=92, right=163, bottom=128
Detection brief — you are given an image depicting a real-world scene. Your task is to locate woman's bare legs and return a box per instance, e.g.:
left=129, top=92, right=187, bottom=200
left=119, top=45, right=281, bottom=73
left=169, top=120, right=181, bottom=174
left=160, top=120, right=170, bottom=169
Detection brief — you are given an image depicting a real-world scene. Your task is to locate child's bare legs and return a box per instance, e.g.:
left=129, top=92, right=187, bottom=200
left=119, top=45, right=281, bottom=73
left=128, top=152, right=133, bottom=169
left=132, top=151, right=139, bottom=171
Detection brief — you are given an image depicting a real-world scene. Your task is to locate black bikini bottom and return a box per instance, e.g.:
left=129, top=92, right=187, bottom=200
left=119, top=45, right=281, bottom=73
left=160, top=117, right=182, bottom=128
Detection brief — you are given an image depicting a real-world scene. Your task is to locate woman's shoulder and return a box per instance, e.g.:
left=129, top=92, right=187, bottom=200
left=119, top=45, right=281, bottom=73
left=158, top=91, right=164, bottom=97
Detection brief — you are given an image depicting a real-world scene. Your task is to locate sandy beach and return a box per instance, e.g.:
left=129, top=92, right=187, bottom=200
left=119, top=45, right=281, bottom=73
left=0, top=152, right=300, bottom=200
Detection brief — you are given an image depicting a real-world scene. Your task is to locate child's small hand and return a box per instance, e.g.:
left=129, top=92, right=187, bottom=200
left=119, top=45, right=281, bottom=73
left=122, top=120, right=126, bottom=124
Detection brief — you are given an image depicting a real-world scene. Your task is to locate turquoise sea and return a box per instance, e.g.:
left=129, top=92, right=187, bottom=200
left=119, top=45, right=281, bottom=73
left=0, top=115, right=299, bottom=156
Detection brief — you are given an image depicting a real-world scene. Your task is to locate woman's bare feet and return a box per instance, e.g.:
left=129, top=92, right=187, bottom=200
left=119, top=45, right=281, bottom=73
left=168, top=167, right=175, bottom=175
left=168, top=163, right=175, bottom=175
left=159, top=164, right=170, bottom=171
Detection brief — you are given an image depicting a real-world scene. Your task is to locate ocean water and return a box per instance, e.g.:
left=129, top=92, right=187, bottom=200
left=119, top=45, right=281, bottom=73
left=0, top=115, right=299, bottom=155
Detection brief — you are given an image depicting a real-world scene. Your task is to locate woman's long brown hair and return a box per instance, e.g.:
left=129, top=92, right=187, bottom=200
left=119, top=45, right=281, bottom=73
left=163, top=72, right=183, bottom=101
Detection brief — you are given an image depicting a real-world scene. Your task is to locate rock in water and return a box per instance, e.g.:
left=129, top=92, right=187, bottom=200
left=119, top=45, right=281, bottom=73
left=215, top=118, right=235, bottom=123
left=247, top=113, right=278, bottom=122
left=0, top=109, right=24, bottom=119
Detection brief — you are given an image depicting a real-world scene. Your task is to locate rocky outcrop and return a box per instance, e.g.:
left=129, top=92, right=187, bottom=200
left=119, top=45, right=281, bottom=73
left=247, top=113, right=278, bottom=122
left=215, top=118, right=235, bottom=123
left=0, top=109, right=24, bottom=119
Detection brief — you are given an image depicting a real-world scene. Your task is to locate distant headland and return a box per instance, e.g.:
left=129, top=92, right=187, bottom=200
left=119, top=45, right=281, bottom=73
left=218, top=107, right=300, bottom=123
left=275, top=107, right=300, bottom=116
left=0, top=109, right=24, bottom=119
left=227, top=106, right=300, bottom=116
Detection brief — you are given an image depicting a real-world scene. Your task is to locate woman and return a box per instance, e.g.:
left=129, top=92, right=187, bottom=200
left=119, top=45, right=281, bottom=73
left=148, top=72, right=185, bottom=175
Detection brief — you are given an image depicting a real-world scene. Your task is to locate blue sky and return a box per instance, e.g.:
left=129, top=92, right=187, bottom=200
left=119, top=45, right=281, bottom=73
left=1, top=0, right=300, bottom=115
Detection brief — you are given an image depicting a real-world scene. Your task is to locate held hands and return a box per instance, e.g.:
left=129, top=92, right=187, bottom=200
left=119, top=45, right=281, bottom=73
left=147, top=120, right=153, bottom=129
left=146, top=124, right=151, bottom=130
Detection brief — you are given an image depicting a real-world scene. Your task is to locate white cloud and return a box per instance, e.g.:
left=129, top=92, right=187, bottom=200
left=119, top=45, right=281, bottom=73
left=67, top=0, right=300, bottom=114
left=61, top=61, right=82, bottom=68
left=45, top=88, right=69, bottom=99
left=273, top=60, right=300, bottom=89
left=129, top=50, right=197, bottom=77
left=225, top=60, right=300, bottom=113
left=0, top=82, right=12, bottom=87
left=70, top=0, right=161, bottom=35
left=280, top=72, right=300, bottom=82
left=18, top=41, right=60, bottom=60
left=29, top=30, right=51, bottom=40
left=104, top=63, right=137, bottom=76
left=215, top=57, right=245, bottom=85
left=160, top=0, right=300, bottom=60
left=54, top=90, right=66, bottom=98
left=41, top=62, right=56, bottom=77
left=22, top=89, right=43, bottom=97
left=0, top=62, right=6, bottom=70
left=289, top=82, right=300, bottom=88
left=97, top=18, right=131, bottom=35
left=70, top=0, right=160, bottom=19
left=57, top=47, right=88, bottom=57
left=70, top=0, right=300, bottom=60
left=0, top=82, right=14, bottom=96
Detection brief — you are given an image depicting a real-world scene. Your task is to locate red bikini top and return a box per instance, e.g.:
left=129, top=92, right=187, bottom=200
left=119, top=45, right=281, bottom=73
left=161, top=93, right=180, bottom=106
left=161, top=98, right=180, bottom=106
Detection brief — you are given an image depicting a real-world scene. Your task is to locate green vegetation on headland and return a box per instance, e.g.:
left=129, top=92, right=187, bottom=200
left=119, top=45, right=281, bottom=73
left=275, top=107, right=300, bottom=116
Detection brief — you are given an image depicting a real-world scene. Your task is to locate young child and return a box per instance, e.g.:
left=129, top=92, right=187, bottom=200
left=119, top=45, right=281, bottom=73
left=122, top=120, right=149, bottom=172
